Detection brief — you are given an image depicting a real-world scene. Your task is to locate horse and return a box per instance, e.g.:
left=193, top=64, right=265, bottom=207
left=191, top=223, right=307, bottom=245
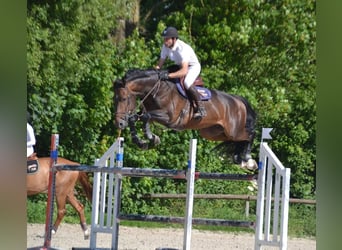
left=27, top=155, right=93, bottom=239
left=113, top=68, right=258, bottom=170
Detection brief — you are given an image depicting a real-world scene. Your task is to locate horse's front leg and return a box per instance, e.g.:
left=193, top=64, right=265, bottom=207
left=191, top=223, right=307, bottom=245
left=66, top=192, right=90, bottom=240
left=141, top=113, right=160, bottom=147
left=128, top=115, right=149, bottom=150
left=52, top=194, right=67, bottom=235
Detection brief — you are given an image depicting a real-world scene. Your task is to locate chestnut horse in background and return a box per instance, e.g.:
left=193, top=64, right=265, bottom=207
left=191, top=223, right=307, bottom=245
left=27, top=156, right=92, bottom=239
left=114, top=69, right=258, bottom=170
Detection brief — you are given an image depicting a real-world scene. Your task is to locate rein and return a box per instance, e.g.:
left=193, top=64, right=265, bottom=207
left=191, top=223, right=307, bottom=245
left=132, top=78, right=162, bottom=117
left=137, top=78, right=162, bottom=109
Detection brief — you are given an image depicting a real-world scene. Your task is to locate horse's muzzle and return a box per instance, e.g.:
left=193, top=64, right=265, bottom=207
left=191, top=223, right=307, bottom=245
left=115, top=118, right=128, bottom=129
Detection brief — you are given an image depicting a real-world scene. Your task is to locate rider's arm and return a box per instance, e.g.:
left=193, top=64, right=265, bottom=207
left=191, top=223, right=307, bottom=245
left=155, top=58, right=165, bottom=69
left=168, top=61, right=189, bottom=78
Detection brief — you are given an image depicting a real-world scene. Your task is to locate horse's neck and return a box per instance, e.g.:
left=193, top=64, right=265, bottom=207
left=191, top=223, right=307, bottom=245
left=130, top=78, right=165, bottom=97
left=158, top=80, right=175, bottom=97
left=145, top=81, right=180, bottom=108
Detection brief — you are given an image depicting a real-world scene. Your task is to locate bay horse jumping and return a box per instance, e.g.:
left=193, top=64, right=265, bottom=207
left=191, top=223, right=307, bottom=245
left=114, top=69, right=258, bottom=170
left=27, top=155, right=92, bottom=239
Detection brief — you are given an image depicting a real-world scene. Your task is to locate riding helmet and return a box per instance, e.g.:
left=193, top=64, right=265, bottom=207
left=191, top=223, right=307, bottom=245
left=162, top=27, right=178, bottom=38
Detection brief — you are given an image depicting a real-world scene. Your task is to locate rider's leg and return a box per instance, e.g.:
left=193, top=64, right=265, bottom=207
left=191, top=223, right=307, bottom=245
left=184, top=65, right=206, bottom=120
left=186, top=85, right=206, bottom=120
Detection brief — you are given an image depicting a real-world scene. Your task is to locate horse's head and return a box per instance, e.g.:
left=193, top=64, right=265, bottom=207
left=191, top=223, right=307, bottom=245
left=113, top=79, right=137, bottom=129
left=113, top=69, right=163, bottom=129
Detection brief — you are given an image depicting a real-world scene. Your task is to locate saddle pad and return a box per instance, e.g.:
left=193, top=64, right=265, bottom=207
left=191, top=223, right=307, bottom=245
left=27, top=159, right=39, bottom=174
left=176, top=83, right=211, bottom=101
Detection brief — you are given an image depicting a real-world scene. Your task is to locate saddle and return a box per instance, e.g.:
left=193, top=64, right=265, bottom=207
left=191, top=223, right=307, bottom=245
left=166, top=64, right=212, bottom=100
left=167, top=64, right=211, bottom=101
left=27, top=153, right=39, bottom=174
left=174, top=78, right=212, bottom=101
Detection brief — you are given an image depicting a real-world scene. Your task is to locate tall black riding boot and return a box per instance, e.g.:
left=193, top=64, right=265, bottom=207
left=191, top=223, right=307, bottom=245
left=186, top=85, right=207, bottom=120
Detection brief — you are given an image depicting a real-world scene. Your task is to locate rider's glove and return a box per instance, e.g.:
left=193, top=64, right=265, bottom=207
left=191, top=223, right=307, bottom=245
left=159, top=70, right=169, bottom=80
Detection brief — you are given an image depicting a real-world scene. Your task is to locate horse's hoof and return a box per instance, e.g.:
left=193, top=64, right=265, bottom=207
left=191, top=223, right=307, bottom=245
left=240, top=161, right=247, bottom=170
left=135, top=139, right=149, bottom=150
left=246, top=159, right=258, bottom=170
left=51, top=229, right=56, bottom=234
left=240, top=159, right=258, bottom=171
left=141, top=142, right=149, bottom=150
left=153, top=135, right=161, bottom=145
left=84, top=229, right=90, bottom=240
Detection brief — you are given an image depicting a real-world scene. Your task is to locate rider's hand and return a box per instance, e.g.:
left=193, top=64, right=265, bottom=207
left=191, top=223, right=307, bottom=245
left=159, top=70, right=169, bottom=80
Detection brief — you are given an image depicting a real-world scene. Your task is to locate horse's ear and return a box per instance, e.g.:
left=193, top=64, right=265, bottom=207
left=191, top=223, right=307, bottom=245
left=113, top=79, right=124, bottom=89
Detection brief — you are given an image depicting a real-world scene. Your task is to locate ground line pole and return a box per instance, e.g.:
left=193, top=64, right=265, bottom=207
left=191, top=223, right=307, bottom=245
left=183, top=139, right=197, bottom=250
left=43, top=134, right=59, bottom=249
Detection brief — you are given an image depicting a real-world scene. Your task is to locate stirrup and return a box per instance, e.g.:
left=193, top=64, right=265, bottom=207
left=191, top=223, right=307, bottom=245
left=193, top=111, right=203, bottom=120
left=193, top=106, right=206, bottom=120
left=199, top=106, right=206, bottom=116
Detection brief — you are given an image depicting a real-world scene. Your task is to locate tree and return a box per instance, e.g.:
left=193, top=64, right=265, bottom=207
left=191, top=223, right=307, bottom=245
left=27, top=0, right=123, bottom=162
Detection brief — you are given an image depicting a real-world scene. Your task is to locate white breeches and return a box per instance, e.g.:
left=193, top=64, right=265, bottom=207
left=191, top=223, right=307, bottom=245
left=184, top=64, right=201, bottom=89
left=27, top=146, right=34, bottom=157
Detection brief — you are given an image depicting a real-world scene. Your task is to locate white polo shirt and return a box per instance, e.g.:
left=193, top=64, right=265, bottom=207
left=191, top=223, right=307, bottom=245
left=27, top=123, right=36, bottom=157
left=160, top=39, right=200, bottom=67
left=160, top=39, right=201, bottom=88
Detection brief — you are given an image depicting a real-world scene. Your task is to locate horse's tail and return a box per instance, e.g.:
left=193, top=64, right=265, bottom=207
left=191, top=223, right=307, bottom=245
left=78, top=172, right=93, bottom=203
left=235, top=95, right=257, bottom=137
left=212, top=96, right=257, bottom=160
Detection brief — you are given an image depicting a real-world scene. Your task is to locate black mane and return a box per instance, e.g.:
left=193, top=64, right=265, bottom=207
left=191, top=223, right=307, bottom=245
left=124, top=68, right=158, bottom=82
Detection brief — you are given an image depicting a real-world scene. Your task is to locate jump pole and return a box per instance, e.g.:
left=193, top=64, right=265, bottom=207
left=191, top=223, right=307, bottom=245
left=43, top=134, right=59, bottom=249
left=56, top=165, right=256, bottom=181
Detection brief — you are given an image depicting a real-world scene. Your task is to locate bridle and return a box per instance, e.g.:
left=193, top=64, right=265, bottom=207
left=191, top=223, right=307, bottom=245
left=115, top=76, right=162, bottom=122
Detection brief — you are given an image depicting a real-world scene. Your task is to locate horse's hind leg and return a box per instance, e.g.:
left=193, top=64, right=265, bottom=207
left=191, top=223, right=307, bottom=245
left=233, top=141, right=245, bottom=164
left=52, top=195, right=67, bottom=235
left=66, top=192, right=90, bottom=240
left=233, top=140, right=257, bottom=171
left=240, top=140, right=257, bottom=171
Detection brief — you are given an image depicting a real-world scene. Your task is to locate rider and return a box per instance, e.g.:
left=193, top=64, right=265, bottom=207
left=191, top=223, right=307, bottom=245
left=155, top=26, right=206, bottom=120
left=27, top=112, right=36, bottom=158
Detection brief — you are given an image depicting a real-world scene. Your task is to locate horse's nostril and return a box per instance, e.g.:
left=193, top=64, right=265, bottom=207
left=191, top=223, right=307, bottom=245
left=118, top=121, right=126, bottom=129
